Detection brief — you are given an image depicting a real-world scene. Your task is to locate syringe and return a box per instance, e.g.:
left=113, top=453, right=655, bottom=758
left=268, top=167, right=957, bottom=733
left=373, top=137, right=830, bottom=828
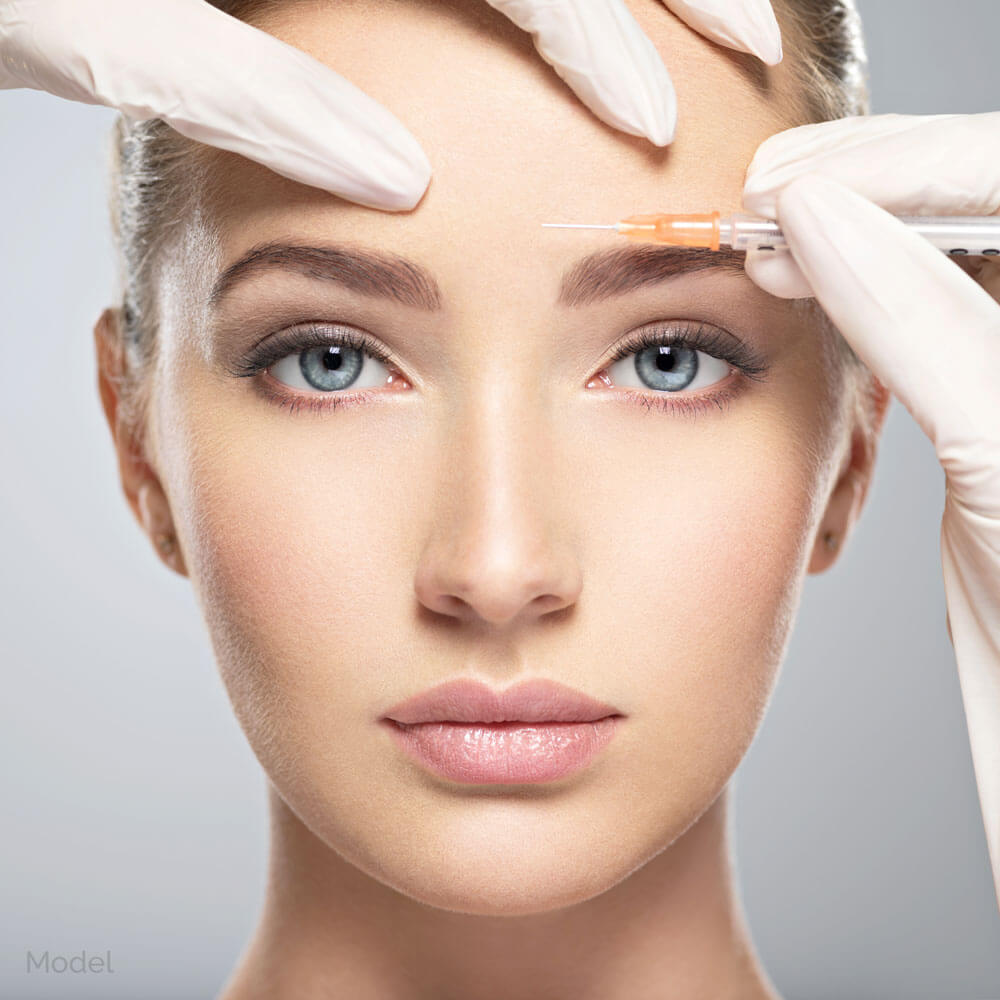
left=542, top=212, right=1000, bottom=257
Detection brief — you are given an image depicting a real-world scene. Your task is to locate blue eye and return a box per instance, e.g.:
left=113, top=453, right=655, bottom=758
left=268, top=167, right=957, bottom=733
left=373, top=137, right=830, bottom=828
left=608, top=341, right=732, bottom=394
left=600, top=321, right=771, bottom=417
left=225, top=322, right=402, bottom=414
left=270, top=342, right=392, bottom=394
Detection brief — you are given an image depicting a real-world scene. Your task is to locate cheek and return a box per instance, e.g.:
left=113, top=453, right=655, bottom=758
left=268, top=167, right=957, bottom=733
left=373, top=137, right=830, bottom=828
left=573, top=388, right=835, bottom=812
left=155, top=375, right=422, bottom=763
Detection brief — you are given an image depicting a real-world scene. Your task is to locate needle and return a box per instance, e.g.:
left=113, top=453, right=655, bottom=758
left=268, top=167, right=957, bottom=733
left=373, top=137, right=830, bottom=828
left=541, top=223, right=618, bottom=230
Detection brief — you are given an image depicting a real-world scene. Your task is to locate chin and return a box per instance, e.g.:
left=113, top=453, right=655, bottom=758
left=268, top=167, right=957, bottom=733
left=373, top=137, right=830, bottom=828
left=346, top=820, right=654, bottom=917
left=385, top=863, right=626, bottom=918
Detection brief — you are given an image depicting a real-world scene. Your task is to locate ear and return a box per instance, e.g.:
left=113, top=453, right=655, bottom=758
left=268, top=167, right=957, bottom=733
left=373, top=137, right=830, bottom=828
left=808, top=375, right=892, bottom=574
left=94, top=307, right=188, bottom=577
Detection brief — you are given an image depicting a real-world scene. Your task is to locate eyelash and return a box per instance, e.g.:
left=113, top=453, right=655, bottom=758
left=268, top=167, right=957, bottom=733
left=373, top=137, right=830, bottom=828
left=225, top=320, right=771, bottom=419
left=603, top=322, right=770, bottom=419
left=226, top=324, right=397, bottom=417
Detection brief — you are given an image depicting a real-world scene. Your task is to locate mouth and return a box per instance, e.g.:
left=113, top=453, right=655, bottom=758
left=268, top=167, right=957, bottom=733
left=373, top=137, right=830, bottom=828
left=379, top=678, right=624, bottom=784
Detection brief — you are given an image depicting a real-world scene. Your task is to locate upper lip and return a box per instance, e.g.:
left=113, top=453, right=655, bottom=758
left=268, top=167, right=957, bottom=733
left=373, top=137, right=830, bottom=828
left=381, top=678, right=623, bottom=725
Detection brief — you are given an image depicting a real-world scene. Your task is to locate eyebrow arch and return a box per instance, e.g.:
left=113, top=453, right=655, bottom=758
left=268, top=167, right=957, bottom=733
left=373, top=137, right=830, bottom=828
left=208, top=241, right=444, bottom=311
left=208, top=240, right=749, bottom=313
left=557, top=244, right=749, bottom=307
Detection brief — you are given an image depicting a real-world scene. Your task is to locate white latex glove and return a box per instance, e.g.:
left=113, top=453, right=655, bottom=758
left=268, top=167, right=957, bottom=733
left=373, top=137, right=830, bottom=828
left=0, top=0, right=781, bottom=211
left=742, top=113, right=1000, bottom=908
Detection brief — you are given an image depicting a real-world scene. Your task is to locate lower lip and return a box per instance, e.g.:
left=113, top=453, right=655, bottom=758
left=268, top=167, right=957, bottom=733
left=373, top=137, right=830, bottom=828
left=382, top=717, right=620, bottom=784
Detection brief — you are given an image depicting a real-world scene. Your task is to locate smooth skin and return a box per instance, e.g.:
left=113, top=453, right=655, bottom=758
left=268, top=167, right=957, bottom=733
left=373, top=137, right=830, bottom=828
left=95, top=1, right=888, bottom=997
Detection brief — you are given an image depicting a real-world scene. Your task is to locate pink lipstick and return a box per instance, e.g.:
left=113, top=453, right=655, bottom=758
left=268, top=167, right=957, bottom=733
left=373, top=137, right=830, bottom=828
left=380, top=678, right=623, bottom=784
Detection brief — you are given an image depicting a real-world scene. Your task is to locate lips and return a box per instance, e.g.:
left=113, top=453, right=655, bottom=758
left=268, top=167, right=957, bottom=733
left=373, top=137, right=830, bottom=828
left=381, top=677, right=622, bottom=725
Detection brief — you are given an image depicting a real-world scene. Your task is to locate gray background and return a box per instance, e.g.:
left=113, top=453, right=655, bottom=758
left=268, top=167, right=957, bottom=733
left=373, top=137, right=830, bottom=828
left=2, top=1, right=998, bottom=997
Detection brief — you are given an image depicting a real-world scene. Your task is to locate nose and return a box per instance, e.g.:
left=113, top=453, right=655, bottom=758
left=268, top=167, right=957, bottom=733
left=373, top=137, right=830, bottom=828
left=413, top=392, right=582, bottom=630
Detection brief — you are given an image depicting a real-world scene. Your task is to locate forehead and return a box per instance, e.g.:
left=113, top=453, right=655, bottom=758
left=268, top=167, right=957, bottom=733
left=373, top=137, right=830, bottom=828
left=202, top=0, right=805, bottom=249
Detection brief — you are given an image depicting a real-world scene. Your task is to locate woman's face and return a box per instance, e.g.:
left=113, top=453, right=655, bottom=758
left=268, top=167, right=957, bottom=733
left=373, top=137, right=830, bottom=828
left=140, top=0, right=858, bottom=914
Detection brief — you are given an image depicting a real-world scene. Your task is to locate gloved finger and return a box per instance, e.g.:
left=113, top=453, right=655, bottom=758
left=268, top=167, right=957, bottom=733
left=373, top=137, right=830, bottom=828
left=659, top=0, right=782, bottom=65
left=0, top=0, right=431, bottom=211
left=483, top=0, right=677, bottom=145
left=743, top=112, right=1000, bottom=219
left=743, top=246, right=813, bottom=299
left=739, top=112, right=1000, bottom=298
left=776, top=173, right=1000, bottom=516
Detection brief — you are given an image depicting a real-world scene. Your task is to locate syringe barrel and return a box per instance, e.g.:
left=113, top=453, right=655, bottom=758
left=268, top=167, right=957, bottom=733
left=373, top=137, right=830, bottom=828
left=723, top=213, right=1000, bottom=255
left=721, top=214, right=785, bottom=250
left=890, top=217, right=1000, bottom=254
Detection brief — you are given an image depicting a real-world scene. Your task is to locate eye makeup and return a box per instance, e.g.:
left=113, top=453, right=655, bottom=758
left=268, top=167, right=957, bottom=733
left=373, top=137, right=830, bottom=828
left=222, top=319, right=772, bottom=420
left=597, top=320, right=770, bottom=418
left=223, top=322, right=403, bottom=417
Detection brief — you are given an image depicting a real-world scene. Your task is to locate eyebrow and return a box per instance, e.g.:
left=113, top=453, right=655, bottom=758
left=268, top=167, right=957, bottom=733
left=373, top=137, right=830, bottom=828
left=208, top=242, right=443, bottom=311
left=208, top=240, right=748, bottom=312
left=558, top=243, right=748, bottom=306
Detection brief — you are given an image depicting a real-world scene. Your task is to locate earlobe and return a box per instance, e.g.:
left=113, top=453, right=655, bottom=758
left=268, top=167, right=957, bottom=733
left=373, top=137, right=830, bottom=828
left=136, top=480, right=189, bottom=577
left=93, top=307, right=188, bottom=578
left=808, top=376, right=892, bottom=575
left=807, top=461, right=863, bottom=575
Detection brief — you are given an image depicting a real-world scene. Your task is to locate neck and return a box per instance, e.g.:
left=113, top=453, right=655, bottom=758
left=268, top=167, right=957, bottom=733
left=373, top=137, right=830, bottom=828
left=219, top=784, right=778, bottom=1000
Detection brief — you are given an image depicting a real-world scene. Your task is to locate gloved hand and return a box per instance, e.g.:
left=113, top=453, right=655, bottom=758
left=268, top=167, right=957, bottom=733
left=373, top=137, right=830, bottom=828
left=742, top=112, right=1000, bottom=908
left=0, top=0, right=781, bottom=211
